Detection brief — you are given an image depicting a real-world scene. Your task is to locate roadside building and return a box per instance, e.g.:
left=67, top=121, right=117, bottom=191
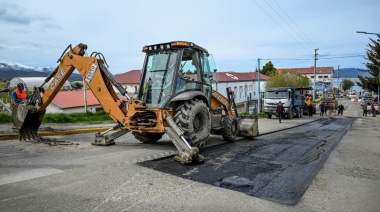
left=276, top=66, right=334, bottom=94
left=45, top=90, right=127, bottom=114
left=277, top=66, right=334, bottom=83
left=114, top=70, right=141, bottom=94
left=114, top=70, right=268, bottom=104
left=213, top=72, right=268, bottom=103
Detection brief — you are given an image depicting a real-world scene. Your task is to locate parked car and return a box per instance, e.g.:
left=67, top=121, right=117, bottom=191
left=367, top=103, right=380, bottom=114
left=362, top=96, right=372, bottom=103
left=361, top=101, right=371, bottom=106
left=348, top=91, right=357, bottom=99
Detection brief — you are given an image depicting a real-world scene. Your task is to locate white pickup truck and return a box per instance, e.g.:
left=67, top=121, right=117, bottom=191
left=348, top=91, right=357, bottom=99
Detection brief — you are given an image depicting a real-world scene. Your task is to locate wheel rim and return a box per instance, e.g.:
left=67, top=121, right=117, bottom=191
left=193, top=114, right=202, bottom=133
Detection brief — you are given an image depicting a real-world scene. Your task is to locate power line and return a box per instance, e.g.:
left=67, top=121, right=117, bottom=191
left=261, top=54, right=365, bottom=61
left=263, top=0, right=314, bottom=51
left=273, top=0, right=317, bottom=48
left=251, top=0, right=312, bottom=54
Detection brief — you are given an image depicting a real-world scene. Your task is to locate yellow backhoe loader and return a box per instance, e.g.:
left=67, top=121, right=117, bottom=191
left=12, top=41, right=259, bottom=164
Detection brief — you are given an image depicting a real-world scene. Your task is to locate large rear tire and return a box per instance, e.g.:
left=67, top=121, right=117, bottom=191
left=132, top=132, right=163, bottom=144
left=266, top=113, right=272, bottom=119
left=222, top=116, right=238, bottom=142
left=174, top=99, right=211, bottom=147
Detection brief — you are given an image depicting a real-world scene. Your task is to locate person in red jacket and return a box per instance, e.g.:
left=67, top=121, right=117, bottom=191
left=371, top=104, right=376, bottom=117
left=276, top=101, right=285, bottom=123
left=12, top=83, right=28, bottom=104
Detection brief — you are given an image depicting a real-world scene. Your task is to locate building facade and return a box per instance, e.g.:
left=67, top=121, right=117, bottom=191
left=115, top=70, right=268, bottom=104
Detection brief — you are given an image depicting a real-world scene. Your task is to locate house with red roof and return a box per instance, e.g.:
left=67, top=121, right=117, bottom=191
left=46, top=90, right=127, bottom=114
left=114, top=70, right=141, bottom=94
left=213, top=72, right=268, bottom=103
left=277, top=66, right=334, bottom=84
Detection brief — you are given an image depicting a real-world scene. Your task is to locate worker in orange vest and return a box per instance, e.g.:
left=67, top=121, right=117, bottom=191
left=12, top=83, right=28, bottom=104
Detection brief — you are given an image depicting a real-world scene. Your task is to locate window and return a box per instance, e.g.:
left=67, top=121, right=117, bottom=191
left=249, top=85, right=252, bottom=92
left=324, top=76, right=328, bottom=78
left=311, top=76, right=314, bottom=78
left=239, top=86, right=243, bottom=99
left=234, top=86, right=237, bottom=99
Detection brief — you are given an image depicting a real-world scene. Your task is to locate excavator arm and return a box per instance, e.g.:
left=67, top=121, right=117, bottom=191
left=42, top=44, right=128, bottom=121
left=13, top=43, right=130, bottom=140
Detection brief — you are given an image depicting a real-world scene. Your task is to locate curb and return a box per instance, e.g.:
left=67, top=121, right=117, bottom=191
left=0, top=127, right=111, bottom=140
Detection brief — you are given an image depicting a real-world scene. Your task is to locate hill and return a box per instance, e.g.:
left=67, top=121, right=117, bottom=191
left=333, top=68, right=371, bottom=78
left=0, top=60, right=83, bottom=82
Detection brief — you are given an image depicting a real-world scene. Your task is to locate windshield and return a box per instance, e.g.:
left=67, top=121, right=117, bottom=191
left=140, top=50, right=178, bottom=107
left=265, top=91, right=288, bottom=98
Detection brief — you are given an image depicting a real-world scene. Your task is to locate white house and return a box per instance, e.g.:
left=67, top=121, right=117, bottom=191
left=212, top=72, right=268, bottom=103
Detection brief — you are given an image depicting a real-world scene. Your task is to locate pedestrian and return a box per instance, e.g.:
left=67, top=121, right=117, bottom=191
left=371, top=104, right=376, bottom=117
left=276, top=101, right=284, bottom=123
left=11, top=83, right=29, bottom=129
left=306, top=94, right=313, bottom=117
left=319, top=102, right=326, bottom=116
left=337, top=104, right=344, bottom=116
left=12, top=83, right=28, bottom=104
left=361, top=103, right=368, bottom=117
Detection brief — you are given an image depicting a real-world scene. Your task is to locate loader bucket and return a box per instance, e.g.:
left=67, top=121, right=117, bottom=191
left=237, top=115, right=259, bottom=138
left=12, top=103, right=45, bottom=141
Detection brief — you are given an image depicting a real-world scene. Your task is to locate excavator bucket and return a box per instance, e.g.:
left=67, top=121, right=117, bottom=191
left=12, top=103, right=45, bottom=141
left=237, top=115, right=259, bottom=138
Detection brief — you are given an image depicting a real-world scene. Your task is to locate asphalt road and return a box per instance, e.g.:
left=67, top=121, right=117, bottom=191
left=0, top=100, right=379, bottom=211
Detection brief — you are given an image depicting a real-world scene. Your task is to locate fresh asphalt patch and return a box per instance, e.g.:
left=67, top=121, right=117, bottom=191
left=139, top=117, right=354, bottom=205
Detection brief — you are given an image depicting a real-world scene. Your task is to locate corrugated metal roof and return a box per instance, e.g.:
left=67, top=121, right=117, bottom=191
left=216, top=72, right=268, bottom=82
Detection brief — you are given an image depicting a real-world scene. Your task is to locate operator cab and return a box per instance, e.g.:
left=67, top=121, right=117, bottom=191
left=138, top=41, right=217, bottom=108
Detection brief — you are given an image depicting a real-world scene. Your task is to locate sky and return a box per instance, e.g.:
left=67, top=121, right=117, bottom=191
left=0, top=0, right=379, bottom=75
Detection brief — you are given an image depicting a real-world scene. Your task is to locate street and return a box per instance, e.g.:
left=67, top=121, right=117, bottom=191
left=0, top=100, right=379, bottom=211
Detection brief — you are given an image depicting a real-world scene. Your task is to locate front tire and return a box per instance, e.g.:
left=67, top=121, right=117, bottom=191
left=174, top=99, right=211, bottom=147
left=222, top=116, right=238, bottom=142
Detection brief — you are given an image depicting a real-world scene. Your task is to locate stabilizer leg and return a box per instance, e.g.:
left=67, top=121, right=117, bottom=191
left=164, top=113, right=204, bottom=165
left=93, top=124, right=130, bottom=146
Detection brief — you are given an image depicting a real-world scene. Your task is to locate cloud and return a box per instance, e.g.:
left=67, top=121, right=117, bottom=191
left=0, top=2, right=62, bottom=31
left=0, top=3, right=31, bottom=25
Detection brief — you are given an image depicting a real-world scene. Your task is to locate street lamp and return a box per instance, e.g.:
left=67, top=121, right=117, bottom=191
left=356, top=31, right=380, bottom=35
left=373, top=65, right=380, bottom=104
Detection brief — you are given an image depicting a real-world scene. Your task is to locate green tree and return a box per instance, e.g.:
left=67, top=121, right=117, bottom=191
left=261, top=61, right=277, bottom=76
left=71, top=82, right=83, bottom=90
left=357, top=35, right=380, bottom=94
left=341, top=79, right=355, bottom=91
left=265, top=71, right=310, bottom=88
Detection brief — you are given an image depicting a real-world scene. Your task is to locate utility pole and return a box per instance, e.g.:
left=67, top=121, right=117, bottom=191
left=83, top=79, right=87, bottom=113
left=337, top=65, right=340, bottom=92
left=257, top=58, right=261, bottom=112
left=313, top=48, right=319, bottom=101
